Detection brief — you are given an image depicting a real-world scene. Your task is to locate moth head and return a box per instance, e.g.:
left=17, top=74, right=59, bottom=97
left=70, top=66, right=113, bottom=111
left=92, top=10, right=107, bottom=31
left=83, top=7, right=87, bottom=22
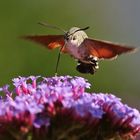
left=64, top=27, right=89, bottom=45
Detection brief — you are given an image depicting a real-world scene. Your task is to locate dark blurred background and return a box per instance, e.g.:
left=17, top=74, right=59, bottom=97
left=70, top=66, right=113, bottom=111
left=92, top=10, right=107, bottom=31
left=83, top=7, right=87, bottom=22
left=0, top=0, right=140, bottom=110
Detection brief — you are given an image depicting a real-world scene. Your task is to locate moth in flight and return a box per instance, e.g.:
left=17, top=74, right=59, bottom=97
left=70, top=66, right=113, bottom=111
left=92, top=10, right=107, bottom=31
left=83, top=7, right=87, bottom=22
left=23, top=22, right=137, bottom=75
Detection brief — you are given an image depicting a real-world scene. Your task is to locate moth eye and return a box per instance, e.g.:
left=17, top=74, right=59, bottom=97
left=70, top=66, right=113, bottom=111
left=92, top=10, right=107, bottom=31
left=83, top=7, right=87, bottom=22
left=72, top=36, right=76, bottom=40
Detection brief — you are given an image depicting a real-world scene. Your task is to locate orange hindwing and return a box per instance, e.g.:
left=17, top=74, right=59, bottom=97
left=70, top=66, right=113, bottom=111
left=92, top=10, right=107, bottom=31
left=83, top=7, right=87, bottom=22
left=83, top=38, right=136, bottom=59
left=23, top=35, right=66, bottom=51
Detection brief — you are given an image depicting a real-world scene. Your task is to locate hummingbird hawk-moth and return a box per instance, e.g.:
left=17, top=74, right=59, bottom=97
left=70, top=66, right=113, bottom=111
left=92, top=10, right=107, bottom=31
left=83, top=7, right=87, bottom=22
left=23, top=22, right=137, bottom=75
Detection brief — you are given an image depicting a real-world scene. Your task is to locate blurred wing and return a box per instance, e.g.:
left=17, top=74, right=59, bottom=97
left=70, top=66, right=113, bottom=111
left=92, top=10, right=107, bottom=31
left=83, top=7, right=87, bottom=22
left=23, top=35, right=66, bottom=51
left=83, top=38, right=137, bottom=59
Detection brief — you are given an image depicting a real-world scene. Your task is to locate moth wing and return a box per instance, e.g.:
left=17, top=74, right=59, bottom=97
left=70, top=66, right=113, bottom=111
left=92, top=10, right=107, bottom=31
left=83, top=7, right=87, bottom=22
left=23, top=35, right=67, bottom=53
left=83, top=38, right=137, bottom=59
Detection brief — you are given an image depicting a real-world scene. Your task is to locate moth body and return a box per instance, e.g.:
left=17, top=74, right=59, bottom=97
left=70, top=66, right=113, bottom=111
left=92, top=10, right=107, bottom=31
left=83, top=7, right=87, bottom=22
left=64, top=27, right=99, bottom=74
left=65, top=27, right=89, bottom=60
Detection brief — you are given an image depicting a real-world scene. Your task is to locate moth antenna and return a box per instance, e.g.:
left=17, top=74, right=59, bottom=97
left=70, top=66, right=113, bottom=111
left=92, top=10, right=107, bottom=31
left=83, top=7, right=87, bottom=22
left=38, top=22, right=66, bottom=33
left=79, top=26, right=90, bottom=31
left=68, top=26, right=90, bottom=37
left=55, top=44, right=65, bottom=76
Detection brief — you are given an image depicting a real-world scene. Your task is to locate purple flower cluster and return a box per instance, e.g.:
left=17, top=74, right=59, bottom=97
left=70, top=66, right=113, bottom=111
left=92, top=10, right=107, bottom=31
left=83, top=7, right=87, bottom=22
left=0, top=76, right=140, bottom=140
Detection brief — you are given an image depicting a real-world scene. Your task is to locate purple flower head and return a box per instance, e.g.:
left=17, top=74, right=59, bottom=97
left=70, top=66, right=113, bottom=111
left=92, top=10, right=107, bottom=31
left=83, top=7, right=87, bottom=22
left=0, top=75, right=140, bottom=140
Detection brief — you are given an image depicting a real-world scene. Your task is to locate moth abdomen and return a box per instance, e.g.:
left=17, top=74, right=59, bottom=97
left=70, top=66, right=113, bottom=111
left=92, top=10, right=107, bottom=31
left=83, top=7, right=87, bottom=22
left=76, top=58, right=99, bottom=74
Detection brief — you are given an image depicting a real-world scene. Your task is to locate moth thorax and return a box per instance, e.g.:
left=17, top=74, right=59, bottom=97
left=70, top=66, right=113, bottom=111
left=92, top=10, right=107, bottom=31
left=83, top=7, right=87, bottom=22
left=67, top=27, right=88, bottom=46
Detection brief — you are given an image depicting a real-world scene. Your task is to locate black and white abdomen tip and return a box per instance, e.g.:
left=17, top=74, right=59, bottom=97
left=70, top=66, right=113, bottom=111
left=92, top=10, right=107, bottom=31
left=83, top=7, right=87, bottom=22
left=76, top=56, right=99, bottom=74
